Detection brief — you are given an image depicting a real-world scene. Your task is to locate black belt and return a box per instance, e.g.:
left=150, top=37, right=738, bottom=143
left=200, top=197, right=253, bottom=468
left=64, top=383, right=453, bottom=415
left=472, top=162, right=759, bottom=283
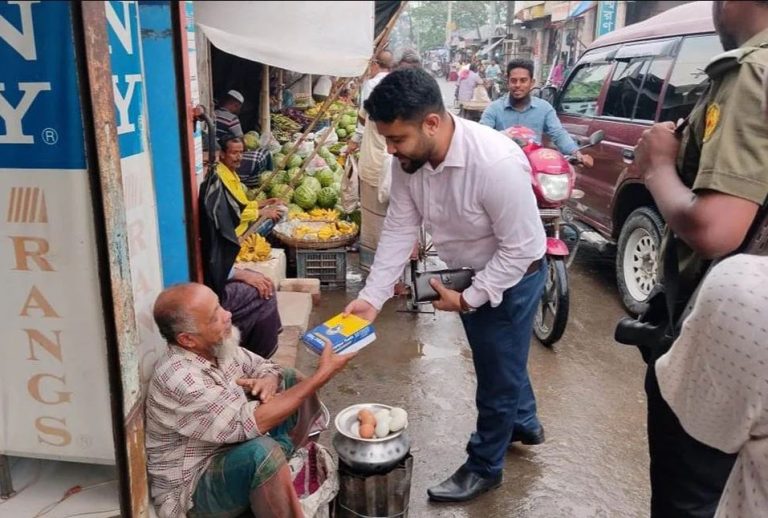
left=526, top=258, right=543, bottom=276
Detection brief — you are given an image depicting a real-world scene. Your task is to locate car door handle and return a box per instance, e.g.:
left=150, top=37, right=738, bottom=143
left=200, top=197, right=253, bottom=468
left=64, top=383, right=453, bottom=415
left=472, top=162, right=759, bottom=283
left=622, top=149, right=635, bottom=161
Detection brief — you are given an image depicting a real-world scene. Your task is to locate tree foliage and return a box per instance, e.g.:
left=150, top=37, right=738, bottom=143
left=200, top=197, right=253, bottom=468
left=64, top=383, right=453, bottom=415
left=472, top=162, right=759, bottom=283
left=408, top=1, right=509, bottom=51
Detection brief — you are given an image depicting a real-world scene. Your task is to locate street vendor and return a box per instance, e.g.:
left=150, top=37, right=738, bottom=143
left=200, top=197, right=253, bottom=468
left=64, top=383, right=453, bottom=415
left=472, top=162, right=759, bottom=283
left=215, top=89, right=245, bottom=142
left=199, top=136, right=286, bottom=358
left=145, top=283, right=355, bottom=518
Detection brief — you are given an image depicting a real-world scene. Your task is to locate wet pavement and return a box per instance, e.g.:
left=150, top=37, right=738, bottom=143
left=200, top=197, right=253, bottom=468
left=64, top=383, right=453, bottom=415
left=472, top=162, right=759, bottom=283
left=297, top=245, right=651, bottom=517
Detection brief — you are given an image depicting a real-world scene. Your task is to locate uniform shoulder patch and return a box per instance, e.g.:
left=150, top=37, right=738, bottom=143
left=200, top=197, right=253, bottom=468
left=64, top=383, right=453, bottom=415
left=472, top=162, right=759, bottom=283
left=704, top=103, right=720, bottom=142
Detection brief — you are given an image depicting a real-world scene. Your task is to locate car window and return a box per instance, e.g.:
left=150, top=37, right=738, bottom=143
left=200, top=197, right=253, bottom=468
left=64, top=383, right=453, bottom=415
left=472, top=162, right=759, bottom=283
left=634, top=57, right=673, bottom=121
left=557, top=63, right=612, bottom=117
left=602, top=58, right=650, bottom=119
left=658, top=34, right=722, bottom=122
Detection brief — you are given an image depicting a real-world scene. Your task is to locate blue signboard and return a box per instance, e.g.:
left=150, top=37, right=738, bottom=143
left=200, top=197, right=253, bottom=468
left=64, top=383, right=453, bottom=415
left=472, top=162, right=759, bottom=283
left=0, top=1, right=86, bottom=170
left=596, top=1, right=618, bottom=39
left=105, top=0, right=145, bottom=158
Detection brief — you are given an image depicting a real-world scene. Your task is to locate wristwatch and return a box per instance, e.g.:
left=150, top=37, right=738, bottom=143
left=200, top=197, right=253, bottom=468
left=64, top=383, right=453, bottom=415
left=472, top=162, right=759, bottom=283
left=459, top=294, right=477, bottom=315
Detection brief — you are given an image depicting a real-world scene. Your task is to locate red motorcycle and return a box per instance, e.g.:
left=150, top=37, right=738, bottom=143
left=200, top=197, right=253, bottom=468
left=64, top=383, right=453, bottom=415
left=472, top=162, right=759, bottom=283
left=502, top=126, right=603, bottom=346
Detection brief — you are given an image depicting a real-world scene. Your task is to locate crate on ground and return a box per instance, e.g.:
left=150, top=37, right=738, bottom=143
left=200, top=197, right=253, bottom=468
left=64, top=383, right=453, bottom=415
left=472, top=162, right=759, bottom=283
left=296, top=247, right=346, bottom=289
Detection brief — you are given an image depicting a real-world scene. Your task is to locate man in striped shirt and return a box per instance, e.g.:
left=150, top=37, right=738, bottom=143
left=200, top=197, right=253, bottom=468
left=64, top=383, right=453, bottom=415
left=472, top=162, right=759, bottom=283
left=215, top=89, right=245, bottom=143
left=145, top=283, right=354, bottom=517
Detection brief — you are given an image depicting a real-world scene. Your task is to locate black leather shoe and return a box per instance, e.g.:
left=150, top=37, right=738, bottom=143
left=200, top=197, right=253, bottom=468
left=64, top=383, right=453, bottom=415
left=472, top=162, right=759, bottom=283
left=509, top=425, right=545, bottom=446
left=427, top=466, right=502, bottom=502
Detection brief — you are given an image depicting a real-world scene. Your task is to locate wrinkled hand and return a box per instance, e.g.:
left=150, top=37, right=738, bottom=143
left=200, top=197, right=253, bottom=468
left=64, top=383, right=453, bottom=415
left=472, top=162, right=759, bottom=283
left=237, top=374, right=279, bottom=403
left=261, top=198, right=286, bottom=208
left=631, top=121, right=680, bottom=180
left=239, top=270, right=274, bottom=299
left=346, top=140, right=359, bottom=154
left=316, top=338, right=357, bottom=380
left=576, top=152, right=594, bottom=168
left=261, top=206, right=282, bottom=222
left=343, top=299, right=379, bottom=323
left=429, top=278, right=462, bottom=312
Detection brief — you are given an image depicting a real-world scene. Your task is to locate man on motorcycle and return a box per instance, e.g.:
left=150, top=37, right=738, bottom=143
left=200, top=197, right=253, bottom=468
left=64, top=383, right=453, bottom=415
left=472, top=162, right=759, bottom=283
left=479, top=59, right=593, bottom=167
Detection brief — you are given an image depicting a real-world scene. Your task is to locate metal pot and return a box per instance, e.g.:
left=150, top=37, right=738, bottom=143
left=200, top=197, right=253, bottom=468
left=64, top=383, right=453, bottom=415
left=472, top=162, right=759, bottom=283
left=332, top=403, right=411, bottom=475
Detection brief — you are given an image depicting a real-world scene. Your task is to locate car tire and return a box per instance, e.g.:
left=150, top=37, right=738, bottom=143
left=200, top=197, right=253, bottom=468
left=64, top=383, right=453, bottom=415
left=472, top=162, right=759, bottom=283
left=616, top=207, right=664, bottom=315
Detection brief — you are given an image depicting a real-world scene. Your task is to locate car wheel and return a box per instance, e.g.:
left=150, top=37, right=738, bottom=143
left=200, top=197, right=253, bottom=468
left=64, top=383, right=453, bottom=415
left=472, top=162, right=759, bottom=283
left=616, top=207, right=664, bottom=315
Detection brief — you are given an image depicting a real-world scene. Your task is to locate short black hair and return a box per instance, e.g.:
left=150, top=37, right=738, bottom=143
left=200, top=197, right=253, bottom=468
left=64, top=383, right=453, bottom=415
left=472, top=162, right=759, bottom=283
left=364, top=68, right=445, bottom=124
left=221, top=136, right=243, bottom=152
left=507, top=58, right=534, bottom=78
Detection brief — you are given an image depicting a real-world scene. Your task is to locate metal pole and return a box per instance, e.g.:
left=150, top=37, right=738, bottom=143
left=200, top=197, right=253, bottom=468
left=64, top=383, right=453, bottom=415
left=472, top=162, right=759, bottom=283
left=0, top=455, right=14, bottom=499
left=446, top=1, right=453, bottom=48
left=261, top=64, right=271, bottom=136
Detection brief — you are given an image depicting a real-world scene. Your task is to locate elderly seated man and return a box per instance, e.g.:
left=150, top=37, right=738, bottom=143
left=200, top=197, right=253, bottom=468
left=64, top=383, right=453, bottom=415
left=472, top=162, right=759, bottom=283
left=146, top=283, right=355, bottom=518
left=200, top=135, right=287, bottom=359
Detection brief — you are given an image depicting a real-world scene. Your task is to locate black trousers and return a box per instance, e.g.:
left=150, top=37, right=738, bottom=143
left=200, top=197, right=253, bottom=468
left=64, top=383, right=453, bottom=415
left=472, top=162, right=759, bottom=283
left=645, top=364, right=737, bottom=517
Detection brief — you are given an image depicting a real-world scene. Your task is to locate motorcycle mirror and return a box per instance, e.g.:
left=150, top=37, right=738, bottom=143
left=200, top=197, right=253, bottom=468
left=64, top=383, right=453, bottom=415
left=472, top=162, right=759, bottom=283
left=588, top=130, right=604, bottom=146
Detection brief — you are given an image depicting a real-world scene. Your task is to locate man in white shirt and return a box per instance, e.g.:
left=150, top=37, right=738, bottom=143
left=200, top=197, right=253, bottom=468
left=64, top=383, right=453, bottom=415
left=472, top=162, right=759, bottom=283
left=347, top=49, right=394, bottom=266
left=344, top=68, right=547, bottom=502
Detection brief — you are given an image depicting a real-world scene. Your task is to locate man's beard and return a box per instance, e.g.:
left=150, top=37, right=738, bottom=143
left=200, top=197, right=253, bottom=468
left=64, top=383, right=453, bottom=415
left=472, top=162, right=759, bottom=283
left=213, top=326, right=241, bottom=362
left=397, top=155, right=427, bottom=174
left=395, top=136, right=433, bottom=174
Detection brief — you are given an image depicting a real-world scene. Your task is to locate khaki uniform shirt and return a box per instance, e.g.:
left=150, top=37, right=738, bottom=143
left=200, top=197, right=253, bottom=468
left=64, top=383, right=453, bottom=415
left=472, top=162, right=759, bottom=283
left=668, top=28, right=768, bottom=299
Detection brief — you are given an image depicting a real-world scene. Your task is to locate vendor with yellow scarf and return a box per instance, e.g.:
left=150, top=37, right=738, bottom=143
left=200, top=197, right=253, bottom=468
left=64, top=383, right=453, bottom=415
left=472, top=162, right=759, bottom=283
left=200, top=135, right=286, bottom=359
left=217, top=137, right=285, bottom=238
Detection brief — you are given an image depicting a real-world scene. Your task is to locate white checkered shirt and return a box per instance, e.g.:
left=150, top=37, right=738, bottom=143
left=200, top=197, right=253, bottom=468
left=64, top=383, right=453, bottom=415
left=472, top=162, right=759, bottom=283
left=145, top=345, right=281, bottom=518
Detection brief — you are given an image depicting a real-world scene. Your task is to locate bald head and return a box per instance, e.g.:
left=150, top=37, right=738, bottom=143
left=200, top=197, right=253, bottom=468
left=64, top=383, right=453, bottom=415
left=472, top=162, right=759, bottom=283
left=376, top=50, right=394, bottom=71
left=153, top=283, right=209, bottom=344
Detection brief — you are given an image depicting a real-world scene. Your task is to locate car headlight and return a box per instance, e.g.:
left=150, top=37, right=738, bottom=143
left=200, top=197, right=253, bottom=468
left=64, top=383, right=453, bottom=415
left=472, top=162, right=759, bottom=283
left=536, top=173, right=571, bottom=202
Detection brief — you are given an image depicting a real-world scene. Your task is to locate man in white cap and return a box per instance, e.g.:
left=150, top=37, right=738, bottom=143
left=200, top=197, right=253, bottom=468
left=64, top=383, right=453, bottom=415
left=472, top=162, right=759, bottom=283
left=215, top=89, right=245, bottom=144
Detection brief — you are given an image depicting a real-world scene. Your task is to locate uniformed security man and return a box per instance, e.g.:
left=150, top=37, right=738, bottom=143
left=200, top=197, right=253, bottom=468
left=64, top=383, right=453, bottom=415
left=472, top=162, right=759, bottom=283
left=628, top=2, right=768, bottom=516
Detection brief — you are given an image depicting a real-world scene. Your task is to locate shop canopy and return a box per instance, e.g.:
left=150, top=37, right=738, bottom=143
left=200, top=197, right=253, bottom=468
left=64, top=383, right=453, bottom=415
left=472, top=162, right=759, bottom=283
left=478, top=38, right=504, bottom=56
left=196, top=1, right=395, bottom=77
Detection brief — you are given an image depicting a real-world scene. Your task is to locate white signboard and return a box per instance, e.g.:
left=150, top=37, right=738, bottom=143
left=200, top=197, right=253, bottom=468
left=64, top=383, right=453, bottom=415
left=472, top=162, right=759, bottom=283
left=0, top=1, right=115, bottom=463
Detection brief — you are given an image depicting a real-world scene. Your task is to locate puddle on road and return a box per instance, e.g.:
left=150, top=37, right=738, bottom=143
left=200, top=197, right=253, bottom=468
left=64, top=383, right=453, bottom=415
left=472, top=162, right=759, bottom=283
left=304, top=248, right=649, bottom=517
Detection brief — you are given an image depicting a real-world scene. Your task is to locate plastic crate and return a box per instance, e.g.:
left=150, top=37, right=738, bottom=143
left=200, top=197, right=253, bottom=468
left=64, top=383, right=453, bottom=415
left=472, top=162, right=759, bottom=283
left=296, top=248, right=346, bottom=290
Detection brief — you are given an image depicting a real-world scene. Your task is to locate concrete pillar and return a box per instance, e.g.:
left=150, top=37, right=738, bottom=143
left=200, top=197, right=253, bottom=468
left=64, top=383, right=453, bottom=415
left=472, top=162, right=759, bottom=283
left=580, top=9, right=596, bottom=48
left=616, top=1, right=628, bottom=31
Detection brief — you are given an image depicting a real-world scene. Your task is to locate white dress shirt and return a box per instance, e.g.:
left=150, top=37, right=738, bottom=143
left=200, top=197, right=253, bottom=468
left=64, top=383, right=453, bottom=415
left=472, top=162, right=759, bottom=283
left=359, top=114, right=546, bottom=310
left=656, top=254, right=768, bottom=518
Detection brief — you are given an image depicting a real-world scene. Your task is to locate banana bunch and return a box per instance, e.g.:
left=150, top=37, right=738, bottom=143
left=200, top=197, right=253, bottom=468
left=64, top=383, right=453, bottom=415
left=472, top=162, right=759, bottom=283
left=337, top=220, right=357, bottom=235
left=292, top=221, right=357, bottom=241
left=271, top=114, right=301, bottom=133
left=273, top=128, right=291, bottom=143
left=292, top=208, right=340, bottom=222
left=305, top=105, right=327, bottom=119
left=236, top=234, right=272, bottom=263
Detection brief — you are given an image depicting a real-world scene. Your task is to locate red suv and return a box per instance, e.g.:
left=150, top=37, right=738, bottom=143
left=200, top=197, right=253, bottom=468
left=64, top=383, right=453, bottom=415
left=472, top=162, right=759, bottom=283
left=553, top=2, right=722, bottom=314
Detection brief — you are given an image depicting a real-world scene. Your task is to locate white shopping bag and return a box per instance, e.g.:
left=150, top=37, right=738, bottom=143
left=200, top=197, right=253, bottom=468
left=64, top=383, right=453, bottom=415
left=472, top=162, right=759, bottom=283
left=341, top=155, right=360, bottom=213
left=377, top=153, right=392, bottom=205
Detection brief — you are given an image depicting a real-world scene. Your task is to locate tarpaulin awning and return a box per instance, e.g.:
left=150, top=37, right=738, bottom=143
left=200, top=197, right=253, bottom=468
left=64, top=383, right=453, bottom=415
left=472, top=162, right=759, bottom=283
left=478, top=38, right=504, bottom=56
left=569, top=0, right=595, bottom=18
left=195, top=1, right=375, bottom=77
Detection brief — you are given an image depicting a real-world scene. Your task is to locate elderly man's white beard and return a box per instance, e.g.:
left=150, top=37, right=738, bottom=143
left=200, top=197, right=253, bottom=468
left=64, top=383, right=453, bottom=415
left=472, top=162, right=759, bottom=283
left=213, top=326, right=241, bottom=362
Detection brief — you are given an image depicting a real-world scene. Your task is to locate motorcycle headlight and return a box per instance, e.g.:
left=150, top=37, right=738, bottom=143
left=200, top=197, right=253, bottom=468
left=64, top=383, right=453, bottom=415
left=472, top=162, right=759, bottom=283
left=536, top=173, right=571, bottom=202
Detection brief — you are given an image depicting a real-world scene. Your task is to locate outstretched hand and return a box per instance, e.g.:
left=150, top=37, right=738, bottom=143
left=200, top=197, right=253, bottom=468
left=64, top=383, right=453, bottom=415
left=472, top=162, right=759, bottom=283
left=343, top=298, right=379, bottom=323
left=316, top=338, right=357, bottom=380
